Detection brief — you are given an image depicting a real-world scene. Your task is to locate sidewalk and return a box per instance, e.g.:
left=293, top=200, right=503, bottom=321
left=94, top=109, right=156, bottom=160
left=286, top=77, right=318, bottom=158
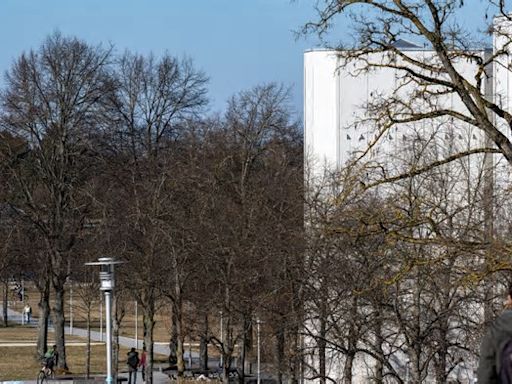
left=6, top=308, right=197, bottom=358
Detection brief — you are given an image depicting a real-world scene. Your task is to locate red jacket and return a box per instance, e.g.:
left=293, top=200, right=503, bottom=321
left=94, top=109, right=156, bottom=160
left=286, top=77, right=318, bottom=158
left=139, top=352, right=147, bottom=368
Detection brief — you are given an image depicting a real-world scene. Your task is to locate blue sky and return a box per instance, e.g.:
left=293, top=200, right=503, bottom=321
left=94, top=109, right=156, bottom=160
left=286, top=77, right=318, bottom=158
left=0, top=0, right=319, bottom=118
left=0, top=1, right=499, bottom=120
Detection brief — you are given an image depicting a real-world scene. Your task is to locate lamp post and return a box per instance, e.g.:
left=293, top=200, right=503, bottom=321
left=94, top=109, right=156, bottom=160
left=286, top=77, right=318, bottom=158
left=100, top=300, right=103, bottom=342
left=85, top=257, right=124, bottom=384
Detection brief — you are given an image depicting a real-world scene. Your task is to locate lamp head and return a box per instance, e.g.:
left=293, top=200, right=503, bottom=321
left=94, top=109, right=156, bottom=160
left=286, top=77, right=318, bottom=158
left=84, top=257, right=125, bottom=292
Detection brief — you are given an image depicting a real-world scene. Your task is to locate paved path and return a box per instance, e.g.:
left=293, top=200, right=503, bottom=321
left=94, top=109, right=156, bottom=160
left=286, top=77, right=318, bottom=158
left=6, top=308, right=198, bottom=359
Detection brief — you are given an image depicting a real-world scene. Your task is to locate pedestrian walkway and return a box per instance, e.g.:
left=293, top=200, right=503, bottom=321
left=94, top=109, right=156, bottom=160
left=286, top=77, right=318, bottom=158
left=118, top=370, right=170, bottom=384
left=6, top=308, right=196, bottom=358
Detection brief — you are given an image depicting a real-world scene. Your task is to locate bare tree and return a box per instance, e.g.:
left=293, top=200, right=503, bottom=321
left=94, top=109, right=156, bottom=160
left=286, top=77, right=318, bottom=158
left=74, top=270, right=100, bottom=378
left=0, top=32, right=114, bottom=369
left=303, top=119, right=512, bottom=382
left=303, top=1, right=512, bottom=169
left=200, top=83, right=301, bottom=383
left=105, top=51, right=208, bottom=384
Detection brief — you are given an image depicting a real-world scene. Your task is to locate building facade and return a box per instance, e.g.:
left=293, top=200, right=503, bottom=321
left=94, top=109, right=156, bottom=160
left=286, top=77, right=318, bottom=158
left=303, top=21, right=512, bottom=384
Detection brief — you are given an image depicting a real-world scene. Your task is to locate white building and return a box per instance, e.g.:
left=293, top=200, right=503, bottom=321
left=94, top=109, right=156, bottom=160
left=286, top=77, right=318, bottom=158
left=304, top=46, right=492, bottom=171
left=303, top=22, right=512, bottom=384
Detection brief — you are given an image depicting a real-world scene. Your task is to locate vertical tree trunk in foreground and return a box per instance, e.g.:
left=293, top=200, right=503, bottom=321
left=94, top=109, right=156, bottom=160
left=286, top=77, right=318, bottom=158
left=199, top=312, right=209, bottom=371
left=143, top=307, right=155, bottom=384
left=86, top=308, right=91, bottom=378
left=37, top=279, right=50, bottom=358
left=52, top=286, right=67, bottom=370
left=2, top=281, right=8, bottom=327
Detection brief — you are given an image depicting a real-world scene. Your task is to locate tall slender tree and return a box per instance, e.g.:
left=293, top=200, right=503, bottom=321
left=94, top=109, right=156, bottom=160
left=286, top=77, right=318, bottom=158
left=0, top=32, right=114, bottom=369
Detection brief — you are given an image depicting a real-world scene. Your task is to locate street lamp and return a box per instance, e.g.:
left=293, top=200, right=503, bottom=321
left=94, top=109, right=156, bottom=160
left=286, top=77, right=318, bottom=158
left=100, top=300, right=103, bottom=342
left=85, top=257, right=124, bottom=384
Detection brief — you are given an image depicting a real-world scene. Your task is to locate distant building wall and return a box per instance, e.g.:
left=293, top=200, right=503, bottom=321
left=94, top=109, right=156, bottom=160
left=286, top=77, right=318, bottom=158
left=303, top=21, right=512, bottom=383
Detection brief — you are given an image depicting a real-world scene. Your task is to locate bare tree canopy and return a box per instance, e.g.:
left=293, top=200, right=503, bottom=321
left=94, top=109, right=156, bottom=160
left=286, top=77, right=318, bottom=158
left=303, top=0, right=512, bottom=169
left=0, top=32, right=114, bottom=369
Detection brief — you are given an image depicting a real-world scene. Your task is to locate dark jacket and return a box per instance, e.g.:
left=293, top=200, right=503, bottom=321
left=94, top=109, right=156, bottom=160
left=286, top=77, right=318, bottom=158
left=127, top=350, right=139, bottom=371
left=478, top=309, right=512, bottom=384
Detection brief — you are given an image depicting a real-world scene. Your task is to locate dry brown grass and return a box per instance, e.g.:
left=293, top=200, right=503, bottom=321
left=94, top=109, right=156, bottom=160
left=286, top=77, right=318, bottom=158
left=2, top=284, right=223, bottom=380
left=11, top=285, right=183, bottom=342
left=0, top=325, right=87, bottom=343
left=0, top=343, right=169, bottom=381
left=0, top=344, right=127, bottom=381
left=0, top=325, right=167, bottom=381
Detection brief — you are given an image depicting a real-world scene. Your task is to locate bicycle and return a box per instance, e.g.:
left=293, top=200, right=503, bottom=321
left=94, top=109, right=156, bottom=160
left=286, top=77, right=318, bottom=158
left=37, top=359, right=55, bottom=384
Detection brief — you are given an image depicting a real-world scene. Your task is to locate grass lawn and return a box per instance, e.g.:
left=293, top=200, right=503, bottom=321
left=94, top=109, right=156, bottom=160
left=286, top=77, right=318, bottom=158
left=0, top=344, right=124, bottom=381
left=0, top=325, right=165, bottom=381
left=0, top=344, right=172, bottom=381
left=0, top=324, right=87, bottom=343
left=9, top=286, right=177, bottom=343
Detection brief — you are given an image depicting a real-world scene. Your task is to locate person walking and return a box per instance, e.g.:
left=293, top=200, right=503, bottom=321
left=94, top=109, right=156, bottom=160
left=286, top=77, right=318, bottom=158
left=478, top=284, right=512, bottom=384
left=127, top=347, right=140, bottom=384
left=139, top=346, right=147, bottom=384
left=24, top=304, right=32, bottom=324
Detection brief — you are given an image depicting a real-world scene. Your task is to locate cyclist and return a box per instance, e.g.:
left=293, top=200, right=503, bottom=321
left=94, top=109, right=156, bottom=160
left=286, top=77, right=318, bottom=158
left=38, top=345, right=57, bottom=384
left=43, top=345, right=58, bottom=372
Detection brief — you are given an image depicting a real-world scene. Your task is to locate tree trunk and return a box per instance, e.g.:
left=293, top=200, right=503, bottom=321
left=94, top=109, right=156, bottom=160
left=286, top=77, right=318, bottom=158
left=411, top=271, right=422, bottom=384
left=143, top=306, right=155, bottom=384
left=169, top=304, right=178, bottom=364
left=172, top=261, right=186, bottom=384
left=343, top=352, right=355, bottom=384
left=434, top=304, right=449, bottom=384
left=239, top=324, right=247, bottom=384
left=288, top=324, right=300, bottom=384
left=52, top=285, right=68, bottom=370
left=221, top=315, right=232, bottom=384
left=318, top=315, right=326, bottom=384
left=239, top=315, right=252, bottom=384
left=86, top=307, right=91, bottom=379
left=199, top=312, right=208, bottom=371
left=113, top=295, right=124, bottom=377
left=37, top=279, right=50, bottom=358
left=222, top=286, right=232, bottom=384
left=434, top=338, right=447, bottom=383
left=50, top=245, right=68, bottom=371
left=2, top=280, right=8, bottom=327
left=175, top=298, right=185, bottom=383
left=222, top=344, right=231, bottom=384
left=373, top=307, right=384, bottom=384
left=344, top=296, right=359, bottom=384
left=276, top=325, right=285, bottom=384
